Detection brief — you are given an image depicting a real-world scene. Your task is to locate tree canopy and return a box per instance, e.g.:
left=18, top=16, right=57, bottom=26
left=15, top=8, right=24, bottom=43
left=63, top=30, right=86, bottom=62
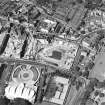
left=0, top=97, right=10, bottom=105
left=13, top=98, right=32, bottom=105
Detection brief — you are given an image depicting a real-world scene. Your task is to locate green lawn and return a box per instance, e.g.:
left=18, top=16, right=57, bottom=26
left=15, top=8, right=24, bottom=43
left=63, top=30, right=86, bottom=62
left=89, top=50, right=105, bottom=81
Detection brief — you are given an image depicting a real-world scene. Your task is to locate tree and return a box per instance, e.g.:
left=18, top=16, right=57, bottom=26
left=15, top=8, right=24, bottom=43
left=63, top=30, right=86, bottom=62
left=0, top=64, right=7, bottom=79
left=75, top=66, right=80, bottom=71
left=85, top=98, right=94, bottom=105
left=82, top=71, right=89, bottom=78
left=85, top=82, right=95, bottom=93
left=94, top=90, right=100, bottom=96
left=0, top=97, right=10, bottom=105
left=36, top=0, right=52, bottom=7
left=76, top=0, right=83, bottom=3
left=96, top=82, right=105, bottom=88
left=47, top=37, right=52, bottom=43
left=76, top=81, right=83, bottom=91
left=79, top=55, right=84, bottom=63
left=99, top=93, right=105, bottom=97
left=101, top=102, right=105, bottom=105
left=71, top=76, right=77, bottom=85
left=102, top=80, right=105, bottom=87
left=81, top=91, right=91, bottom=105
left=74, top=70, right=82, bottom=77
left=87, top=62, right=95, bottom=70
left=97, top=30, right=105, bottom=38
left=20, top=39, right=28, bottom=58
left=85, top=0, right=102, bottom=9
left=13, top=98, right=32, bottom=105
left=89, top=78, right=99, bottom=86
left=0, top=34, right=10, bottom=55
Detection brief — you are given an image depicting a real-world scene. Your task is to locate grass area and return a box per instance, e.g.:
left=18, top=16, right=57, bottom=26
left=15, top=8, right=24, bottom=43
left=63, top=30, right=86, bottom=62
left=89, top=48, right=105, bottom=81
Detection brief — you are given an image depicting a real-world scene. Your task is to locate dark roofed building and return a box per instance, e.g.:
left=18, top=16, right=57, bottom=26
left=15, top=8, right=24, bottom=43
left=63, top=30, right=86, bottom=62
left=49, top=50, right=62, bottom=60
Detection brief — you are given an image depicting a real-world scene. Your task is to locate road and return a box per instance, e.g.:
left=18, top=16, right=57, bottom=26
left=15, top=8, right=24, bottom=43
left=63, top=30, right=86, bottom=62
left=0, top=57, right=61, bottom=70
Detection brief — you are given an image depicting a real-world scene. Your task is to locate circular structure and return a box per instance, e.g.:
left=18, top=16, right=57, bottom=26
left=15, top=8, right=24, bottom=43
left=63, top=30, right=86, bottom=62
left=19, top=70, right=34, bottom=81
left=85, top=99, right=97, bottom=105
left=12, top=65, right=40, bottom=84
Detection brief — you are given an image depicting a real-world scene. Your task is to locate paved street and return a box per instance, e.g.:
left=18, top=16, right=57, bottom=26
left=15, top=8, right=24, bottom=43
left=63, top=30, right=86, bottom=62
left=0, top=57, right=60, bottom=70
